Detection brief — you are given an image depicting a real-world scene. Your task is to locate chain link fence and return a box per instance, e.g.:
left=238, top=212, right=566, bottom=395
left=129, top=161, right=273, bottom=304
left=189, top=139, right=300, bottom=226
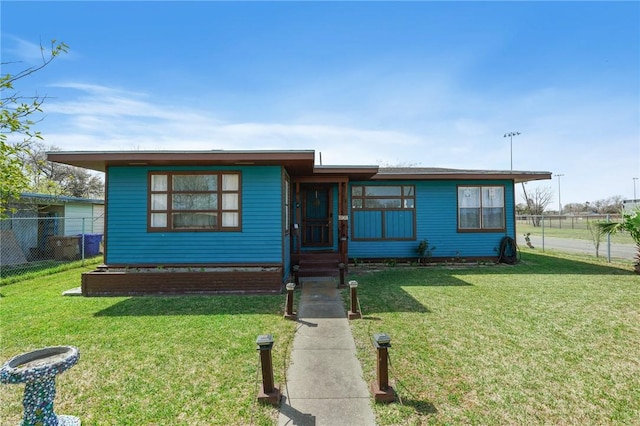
left=0, top=216, right=104, bottom=283
left=516, top=214, right=621, bottom=230
left=516, top=214, right=636, bottom=262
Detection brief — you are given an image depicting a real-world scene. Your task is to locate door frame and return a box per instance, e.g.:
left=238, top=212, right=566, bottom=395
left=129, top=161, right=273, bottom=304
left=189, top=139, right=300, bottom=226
left=301, top=184, right=333, bottom=247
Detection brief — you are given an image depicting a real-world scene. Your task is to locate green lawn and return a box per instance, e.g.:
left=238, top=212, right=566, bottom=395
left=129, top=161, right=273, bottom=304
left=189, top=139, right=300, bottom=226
left=346, top=252, right=639, bottom=425
left=1, top=253, right=638, bottom=425
left=517, top=222, right=635, bottom=245
left=0, top=267, right=296, bottom=425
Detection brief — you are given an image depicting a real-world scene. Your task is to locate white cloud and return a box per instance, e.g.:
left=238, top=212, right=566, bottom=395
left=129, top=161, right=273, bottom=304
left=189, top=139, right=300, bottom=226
left=39, top=80, right=639, bottom=204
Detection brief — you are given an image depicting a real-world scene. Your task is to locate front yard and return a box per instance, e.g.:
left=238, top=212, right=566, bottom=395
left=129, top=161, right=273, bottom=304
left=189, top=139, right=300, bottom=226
left=347, top=252, right=639, bottom=425
left=1, top=251, right=638, bottom=424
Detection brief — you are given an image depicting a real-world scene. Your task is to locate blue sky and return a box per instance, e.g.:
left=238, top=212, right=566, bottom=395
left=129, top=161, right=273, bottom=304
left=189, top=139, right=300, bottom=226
left=2, top=1, right=639, bottom=207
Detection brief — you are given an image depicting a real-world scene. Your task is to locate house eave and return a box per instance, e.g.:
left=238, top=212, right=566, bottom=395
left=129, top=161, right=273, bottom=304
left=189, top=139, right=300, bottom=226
left=373, top=169, right=552, bottom=183
left=46, top=150, right=317, bottom=175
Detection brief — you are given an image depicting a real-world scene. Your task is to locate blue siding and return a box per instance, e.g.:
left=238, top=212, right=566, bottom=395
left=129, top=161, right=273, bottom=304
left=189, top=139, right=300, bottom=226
left=106, top=165, right=284, bottom=265
left=385, top=210, right=414, bottom=239
left=353, top=211, right=382, bottom=239
left=349, top=180, right=514, bottom=259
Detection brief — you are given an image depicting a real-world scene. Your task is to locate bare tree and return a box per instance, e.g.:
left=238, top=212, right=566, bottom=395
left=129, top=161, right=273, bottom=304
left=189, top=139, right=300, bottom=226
left=521, top=184, right=554, bottom=226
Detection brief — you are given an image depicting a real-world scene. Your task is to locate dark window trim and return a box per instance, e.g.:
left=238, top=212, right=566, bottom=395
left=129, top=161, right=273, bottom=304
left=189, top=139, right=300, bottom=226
left=147, top=171, right=242, bottom=232
left=456, top=184, right=506, bottom=232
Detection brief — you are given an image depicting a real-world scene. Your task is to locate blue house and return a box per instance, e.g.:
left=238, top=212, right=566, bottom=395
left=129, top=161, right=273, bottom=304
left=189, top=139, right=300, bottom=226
left=47, top=150, right=551, bottom=295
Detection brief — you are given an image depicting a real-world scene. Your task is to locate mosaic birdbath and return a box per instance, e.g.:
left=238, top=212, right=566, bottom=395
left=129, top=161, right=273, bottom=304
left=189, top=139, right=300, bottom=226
left=0, top=346, right=80, bottom=426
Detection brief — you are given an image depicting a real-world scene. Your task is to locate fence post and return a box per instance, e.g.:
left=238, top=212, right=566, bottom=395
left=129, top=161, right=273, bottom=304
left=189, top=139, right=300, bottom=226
left=606, top=214, right=611, bottom=263
left=541, top=215, right=545, bottom=252
left=81, top=217, right=86, bottom=265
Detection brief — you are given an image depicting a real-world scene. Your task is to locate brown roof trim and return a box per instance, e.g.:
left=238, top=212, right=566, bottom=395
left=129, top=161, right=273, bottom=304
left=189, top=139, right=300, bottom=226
left=47, top=150, right=316, bottom=174
left=373, top=168, right=552, bottom=183
left=313, top=165, right=379, bottom=181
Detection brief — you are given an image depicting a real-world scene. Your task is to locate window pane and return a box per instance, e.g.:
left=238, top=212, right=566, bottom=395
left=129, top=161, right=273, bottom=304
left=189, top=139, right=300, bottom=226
left=460, top=208, right=481, bottom=228
left=222, top=193, right=238, bottom=210
left=351, top=186, right=363, bottom=196
left=172, top=194, right=217, bottom=210
left=222, top=174, right=239, bottom=191
left=365, top=199, right=402, bottom=209
left=151, top=213, right=167, bottom=227
left=172, top=212, right=217, bottom=229
left=458, top=187, right=480, bottom=208
left=222, top=212, right=239, bottom=227
left=352, top=199, right=363, bottom=209
left=365, top=186, right=402, bottom=197
left=404, top=199, right=415, bottom=208
left=482, top=187, right=504, bottom=207
left=151, top=175, right=167, bottom=191
left=151, top=194, right=167, bottom=210
left=403, top=186, right=414, bottom=196
left=483, top=207, right=505, bottom=228
left=173, top=175, right=217, bottom=191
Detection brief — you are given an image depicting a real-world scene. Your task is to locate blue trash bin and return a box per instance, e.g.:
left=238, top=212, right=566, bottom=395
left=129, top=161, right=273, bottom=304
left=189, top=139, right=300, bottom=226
left=77, top=234, right=103, bottom=257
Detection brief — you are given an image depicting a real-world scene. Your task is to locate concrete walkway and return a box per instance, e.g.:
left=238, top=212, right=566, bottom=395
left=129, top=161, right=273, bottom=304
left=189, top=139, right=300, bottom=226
left=278, top=278, right=376, bottom=426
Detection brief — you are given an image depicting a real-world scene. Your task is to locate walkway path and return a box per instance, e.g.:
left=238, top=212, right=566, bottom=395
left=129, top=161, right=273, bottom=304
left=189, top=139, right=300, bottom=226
left=278, top=278, right=376, bottom=426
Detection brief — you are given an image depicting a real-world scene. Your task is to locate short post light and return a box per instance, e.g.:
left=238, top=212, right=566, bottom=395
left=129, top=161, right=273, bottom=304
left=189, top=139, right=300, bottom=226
left=292, top=264, right=300, bottom=287
left=338, top=262, right=346, bottom=287
left=347, top=280, right=361, bottom=320
left=371, top=333, right=395, bottom=403
left=256, top=334, right=281, bottom=406
left=283, top=282, right=297, bottom=320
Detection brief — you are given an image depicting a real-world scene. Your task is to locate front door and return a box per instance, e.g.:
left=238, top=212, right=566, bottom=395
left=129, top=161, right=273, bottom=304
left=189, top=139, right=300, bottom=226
left=302, top=185, right=332, bottom=247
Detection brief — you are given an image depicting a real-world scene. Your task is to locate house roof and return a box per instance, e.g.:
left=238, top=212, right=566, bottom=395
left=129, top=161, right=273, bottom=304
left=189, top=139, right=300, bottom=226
left=375, top=167, right=552, bottom=183
left=46, top=150, right=317, bottom=176
left=18, top=192, right=104, bottom=205
left=47, top=150, right=551, bottom=183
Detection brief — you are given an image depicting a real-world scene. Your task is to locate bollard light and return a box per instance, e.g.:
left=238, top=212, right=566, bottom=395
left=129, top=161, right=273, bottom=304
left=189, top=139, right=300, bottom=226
left=371, top=333, right=395, bottom=403
left=292, top=264, right=300, bottom=286
left=347, top=280, right=361, bottom=320
left=284, top=282, right=297, bottom=320
left=256, top=334, right=281, bottom=406
left=338, top=262, right=346, bottom=287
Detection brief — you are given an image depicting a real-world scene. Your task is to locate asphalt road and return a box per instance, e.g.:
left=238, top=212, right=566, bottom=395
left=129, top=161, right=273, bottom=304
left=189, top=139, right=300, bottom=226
left=516, top=234, right=636, bottom=261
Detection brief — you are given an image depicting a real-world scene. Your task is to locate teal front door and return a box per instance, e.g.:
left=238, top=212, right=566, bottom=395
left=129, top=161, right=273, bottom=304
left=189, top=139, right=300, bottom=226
left=302, top=185, right=332, bottom=247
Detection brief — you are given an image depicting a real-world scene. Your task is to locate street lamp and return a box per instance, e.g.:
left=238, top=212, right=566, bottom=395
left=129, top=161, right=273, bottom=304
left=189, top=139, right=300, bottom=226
left=555, top=174, right=564, bottom=215
left=634, top=177, right=638, bottom=200
left=503, top=131, right=521, bottom=173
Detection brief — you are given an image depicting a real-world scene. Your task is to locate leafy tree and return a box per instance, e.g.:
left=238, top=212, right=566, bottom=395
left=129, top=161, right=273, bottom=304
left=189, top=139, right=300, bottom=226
left=20, top=142, right=104, bottom=199
left=0, top=39, right=68, bottom=217
left=597, top=208, right=640, bottom=274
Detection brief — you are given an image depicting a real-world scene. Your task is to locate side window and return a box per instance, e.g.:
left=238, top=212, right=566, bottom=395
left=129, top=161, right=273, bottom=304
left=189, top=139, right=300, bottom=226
left=458, top=185, right=505, bottom=231
left=149, top=172, right=241, bottom=231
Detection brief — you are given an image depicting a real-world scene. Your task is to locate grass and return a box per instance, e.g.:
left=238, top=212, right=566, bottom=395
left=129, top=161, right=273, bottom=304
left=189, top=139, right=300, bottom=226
left=2, top=253, right=638, bottom=425
left=517, top=223, right=634, bottom=245
left=345, top=252, right=639, bottom=425
left=0, top=267, right=296, bottom=425
left=0, top=256, right=104, bottom=285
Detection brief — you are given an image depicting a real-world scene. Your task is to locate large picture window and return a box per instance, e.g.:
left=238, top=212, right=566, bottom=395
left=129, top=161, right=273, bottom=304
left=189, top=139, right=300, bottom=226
left=149, top=172, right=241, bottom=231
left=351, top=185, right=415, bottom=240
left=458, top=185, right=505, bottom=231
